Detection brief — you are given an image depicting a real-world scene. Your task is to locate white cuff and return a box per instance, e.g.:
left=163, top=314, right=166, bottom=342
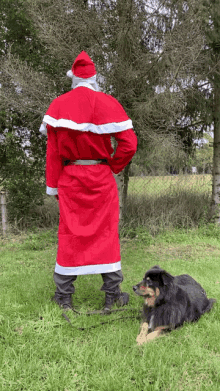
left=46, top=187, right=58, bottom=195
left=39, top=122, right=47, bottom=136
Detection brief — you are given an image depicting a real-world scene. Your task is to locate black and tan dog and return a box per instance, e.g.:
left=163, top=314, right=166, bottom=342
left=133, top=265, right=216, bottom=345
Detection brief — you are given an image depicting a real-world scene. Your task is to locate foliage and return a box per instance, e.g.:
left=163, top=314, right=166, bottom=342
left=2, top=0, right=211, bottom=145
left=191, top=132, right=213, bottom=173
left=1, top=130, right=45, bottom=224
left=131, top=132, right=186, bottom=175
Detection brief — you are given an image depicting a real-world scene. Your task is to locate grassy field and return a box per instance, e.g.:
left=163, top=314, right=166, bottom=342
left=128, top=174, right=212, bottom=196
left=0, top=226, right=220, bottom=391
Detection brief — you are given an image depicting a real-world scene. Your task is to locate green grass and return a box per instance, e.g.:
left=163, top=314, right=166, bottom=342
left=0, top=226, right=220, bottom=391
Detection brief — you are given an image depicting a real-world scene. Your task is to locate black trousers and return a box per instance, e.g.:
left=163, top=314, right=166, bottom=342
left=53, top=270, right=123, bottom=296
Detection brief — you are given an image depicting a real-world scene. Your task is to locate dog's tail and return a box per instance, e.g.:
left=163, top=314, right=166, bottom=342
left=204, top=298, right=216, bottom=313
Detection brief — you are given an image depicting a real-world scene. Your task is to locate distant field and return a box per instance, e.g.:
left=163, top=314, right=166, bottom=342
left=128, top=174, right=212, bottom=196
left=0, top=174, right=213, bottom=197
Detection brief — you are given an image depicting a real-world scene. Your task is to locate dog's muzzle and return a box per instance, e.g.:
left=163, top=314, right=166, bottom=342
left=133, top=285, right=143, bottom=296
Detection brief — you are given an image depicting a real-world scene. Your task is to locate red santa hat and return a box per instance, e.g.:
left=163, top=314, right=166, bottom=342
left=67, top=51, right=96, bottom=79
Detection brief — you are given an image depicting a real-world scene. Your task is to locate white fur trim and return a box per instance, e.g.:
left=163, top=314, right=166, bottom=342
left=71, top=74, right=99, bottom=91
left=43, top=115, right=133, bottom=134
left=39, top=122, right=47, bottom=135
left=54, top=261, right=121, bottom=275
left=46, top=186, right=58, bottom=195
left=74, top=81, right=95, bottom=91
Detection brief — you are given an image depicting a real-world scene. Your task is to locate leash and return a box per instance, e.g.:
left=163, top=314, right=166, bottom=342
left=62, top=307, right=142, bottom=330
left=69, top=307, right=141, bottom=316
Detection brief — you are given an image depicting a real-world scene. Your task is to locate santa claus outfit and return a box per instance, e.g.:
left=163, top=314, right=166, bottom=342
left=40, top=51, right=137, bottom=310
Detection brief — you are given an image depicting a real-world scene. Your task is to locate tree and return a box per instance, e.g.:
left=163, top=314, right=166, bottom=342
left=0, top=0, right=56, bottom=225
left=1, top=0, right=218, bottom=226
left=145, top=0, right=220, bottom=221
left=0, top=0, right=105, bottom=224
left=204, top=1, right=220, bottom=221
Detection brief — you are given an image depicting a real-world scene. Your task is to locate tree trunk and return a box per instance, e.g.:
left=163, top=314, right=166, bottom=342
left=122, top=163, right=130, bottom=212
left=114, top=165, right=130, bottom=228
left=114, top=171, right=124, bottom=226
left=111, top=136, right=124, bottom=226
left=211, top=73, right=220, bottom=222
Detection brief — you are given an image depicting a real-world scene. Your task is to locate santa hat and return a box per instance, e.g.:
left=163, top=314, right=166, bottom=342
left=67, top=51, right=96, bottom=79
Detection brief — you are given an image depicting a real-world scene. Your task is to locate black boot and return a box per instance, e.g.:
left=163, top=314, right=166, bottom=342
left=103, top=291, right=129, bottom=312
left=51, top=292, right=73, bottom=310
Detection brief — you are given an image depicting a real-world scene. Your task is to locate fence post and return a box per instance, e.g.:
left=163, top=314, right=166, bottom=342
left=0, top=189, right=7, bottom=236
left=114, top=172, right=123, bottom=223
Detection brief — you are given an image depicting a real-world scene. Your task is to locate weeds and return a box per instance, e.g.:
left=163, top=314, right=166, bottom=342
left=123, top=189, right=211, bottom=237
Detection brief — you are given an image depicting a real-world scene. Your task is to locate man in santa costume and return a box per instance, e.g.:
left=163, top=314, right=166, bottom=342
left=40, top=51, right=137, bottom=311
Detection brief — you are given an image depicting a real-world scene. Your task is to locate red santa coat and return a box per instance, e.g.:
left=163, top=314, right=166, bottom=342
left=43, top=85, right=137, bottom=275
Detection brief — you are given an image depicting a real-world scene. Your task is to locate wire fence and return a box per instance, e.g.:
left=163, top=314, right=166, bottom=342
left=127, top=173, right=212, bottom=197
left=0, top=172, right=213, bottom=235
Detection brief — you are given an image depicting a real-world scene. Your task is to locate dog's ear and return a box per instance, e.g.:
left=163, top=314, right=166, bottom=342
left=146, top=266, right=174, bottom=286
left=144, top=265, right=161, bottom=278
left=151, top=265, right=161, bottom=270
left=160, top=270, right=174, bottom=285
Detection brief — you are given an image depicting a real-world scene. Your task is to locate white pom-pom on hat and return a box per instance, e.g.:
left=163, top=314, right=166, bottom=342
left=67, top=69, right=73, bottom=78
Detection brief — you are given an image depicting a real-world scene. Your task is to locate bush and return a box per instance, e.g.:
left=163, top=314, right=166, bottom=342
left=5, top=171, right=45, bottom=230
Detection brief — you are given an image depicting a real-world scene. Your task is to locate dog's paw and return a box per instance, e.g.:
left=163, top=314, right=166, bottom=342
left=146, top=329, right=162, bottom=342
left=136, top=322, right=149, bottom=345
left=136, top=334, right=147, bottom=345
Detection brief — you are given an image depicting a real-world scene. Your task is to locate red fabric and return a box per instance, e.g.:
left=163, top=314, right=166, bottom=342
left=46, top=125, right=137, bottom=188
left=44, top=87, right=131, bottom=127
left=57, top=164, right=120, bottom=268
left=72, top=51, right=96, bottom=78
left=44, top=84, right=137, bottom=274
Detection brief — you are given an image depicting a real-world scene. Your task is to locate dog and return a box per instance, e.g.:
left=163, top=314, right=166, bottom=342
left=133, top=265, right=216, bottom=345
